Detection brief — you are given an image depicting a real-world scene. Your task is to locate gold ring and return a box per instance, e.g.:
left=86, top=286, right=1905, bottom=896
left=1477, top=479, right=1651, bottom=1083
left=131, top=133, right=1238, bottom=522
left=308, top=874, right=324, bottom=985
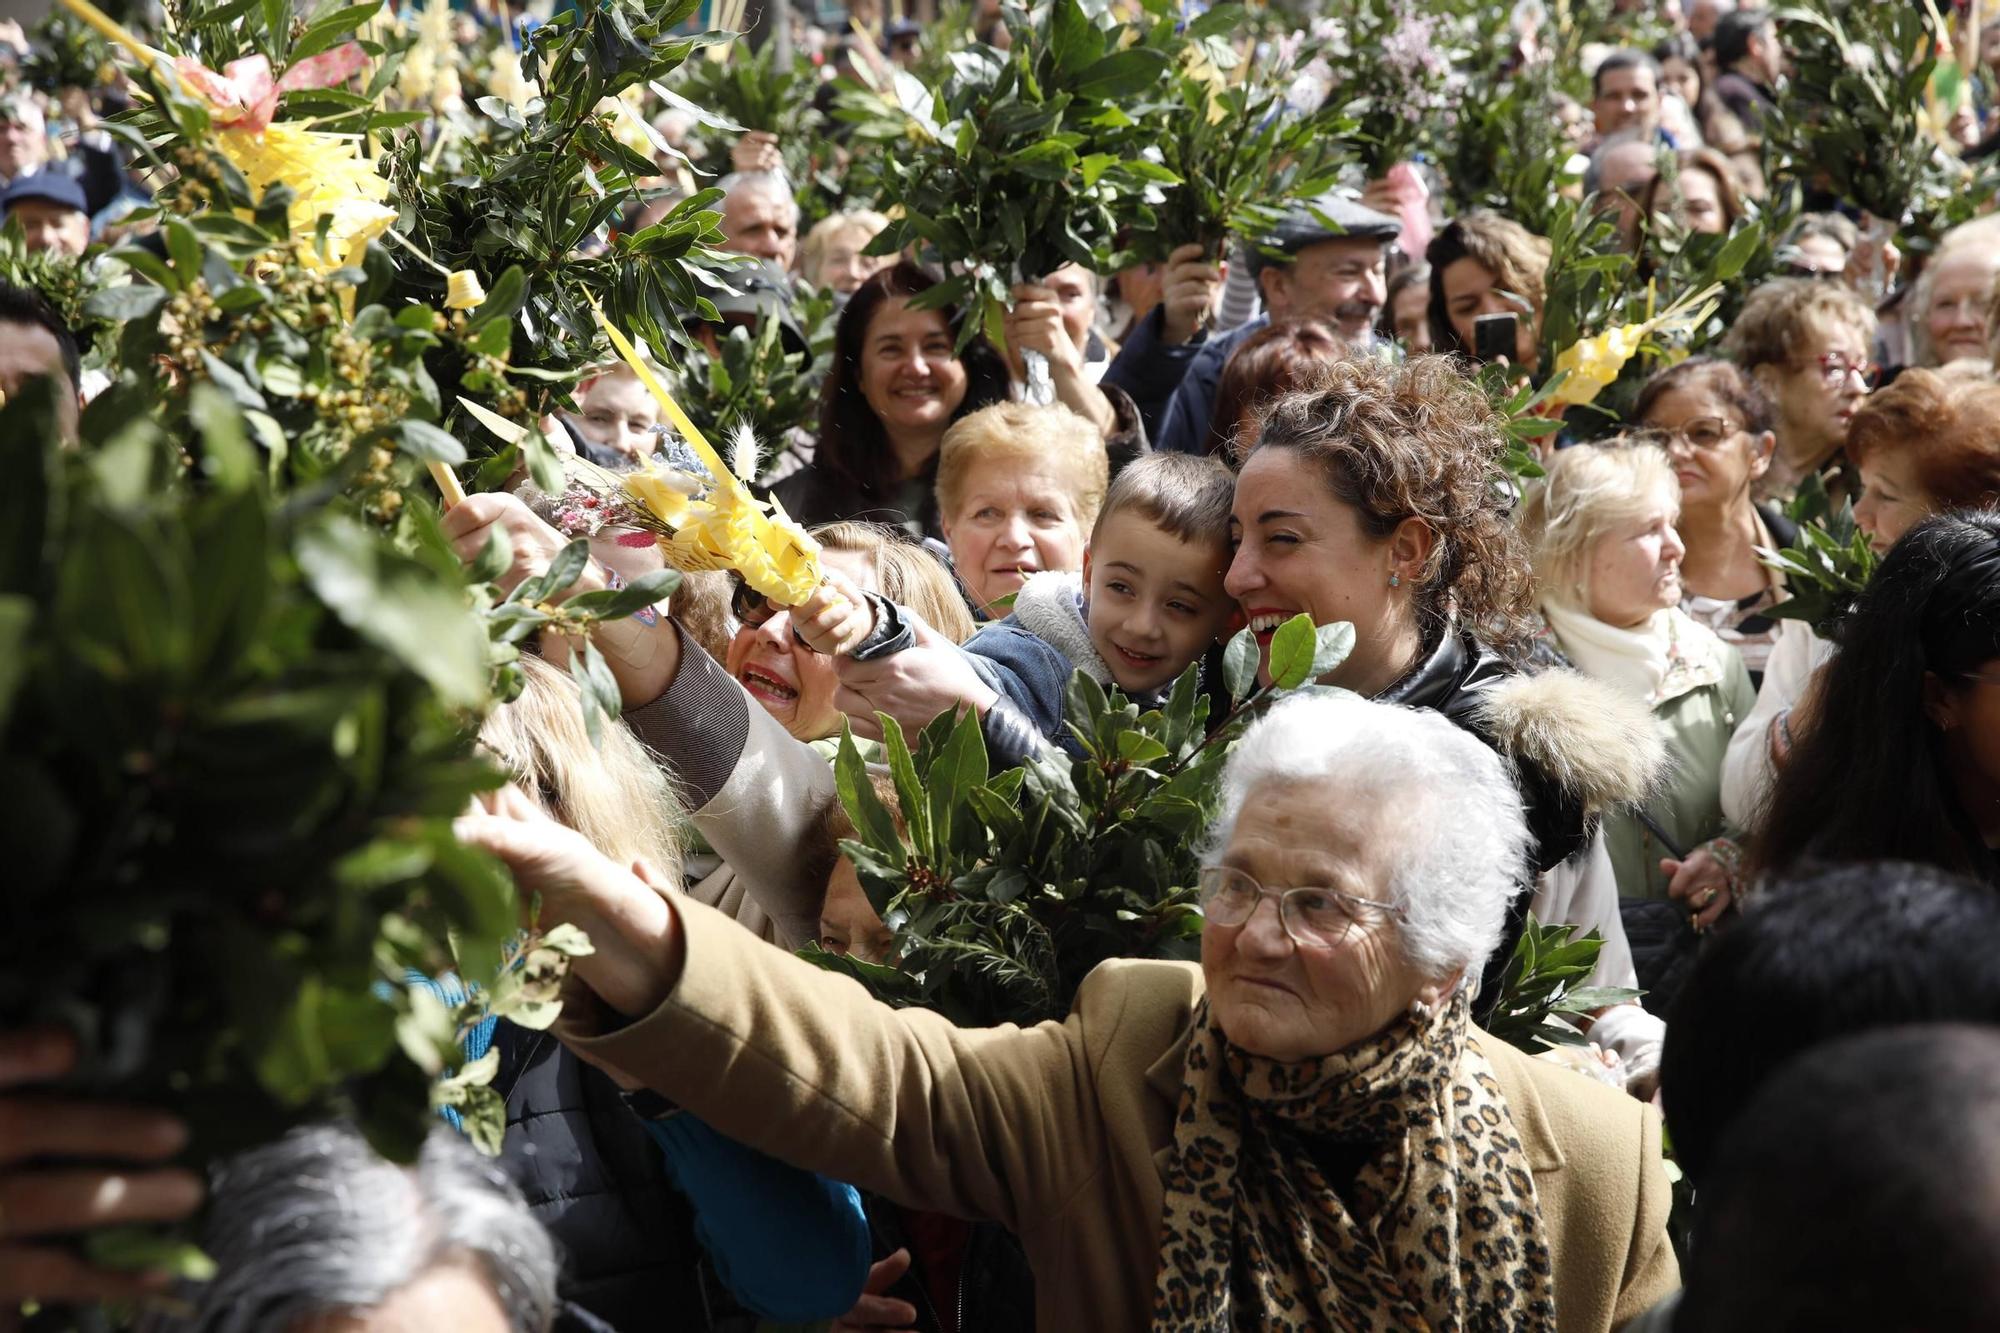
left=1698, top=887, right=1717, bottom=907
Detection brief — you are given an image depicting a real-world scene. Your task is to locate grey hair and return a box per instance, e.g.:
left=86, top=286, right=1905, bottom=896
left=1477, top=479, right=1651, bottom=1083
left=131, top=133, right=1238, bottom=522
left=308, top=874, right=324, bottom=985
left=716, top=168, right=800, bottom=223
left=150, top=1124, right=558, bottom=1333
left=1583, top=127, right=1655, bottom=197
left=1200, top=690, right=1531, bottom=981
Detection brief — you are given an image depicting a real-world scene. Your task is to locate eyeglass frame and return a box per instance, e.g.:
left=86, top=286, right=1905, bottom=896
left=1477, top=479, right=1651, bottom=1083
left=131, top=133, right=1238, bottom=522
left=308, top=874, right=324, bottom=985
left=1196, top=863, right=1407, bottom=949
left=1641, top=414, right=1744, bottom=454
left=1813, top=351, right=1876, bottom=390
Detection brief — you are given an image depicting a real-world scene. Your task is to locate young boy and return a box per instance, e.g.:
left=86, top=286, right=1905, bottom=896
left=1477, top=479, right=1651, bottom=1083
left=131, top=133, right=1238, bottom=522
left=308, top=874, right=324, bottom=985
left=789, top=453, right=1236, bottom=759
left=958, top=451, right=1237, bottom=752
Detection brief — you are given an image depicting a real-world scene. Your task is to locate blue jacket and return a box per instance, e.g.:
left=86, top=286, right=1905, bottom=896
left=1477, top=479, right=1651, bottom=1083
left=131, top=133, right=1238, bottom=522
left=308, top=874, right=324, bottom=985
left=960, top=572, right=1167, bottom=757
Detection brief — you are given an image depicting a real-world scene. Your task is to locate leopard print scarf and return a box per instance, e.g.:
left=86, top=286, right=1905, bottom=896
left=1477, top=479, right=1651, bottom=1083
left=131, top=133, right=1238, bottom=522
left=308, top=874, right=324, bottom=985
left=1150, top=991, right=1556, bottom=1332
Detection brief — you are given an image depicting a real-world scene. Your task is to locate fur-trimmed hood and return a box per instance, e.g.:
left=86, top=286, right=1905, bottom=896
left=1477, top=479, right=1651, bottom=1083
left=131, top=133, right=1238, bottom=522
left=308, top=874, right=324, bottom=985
left=1008, top=571, right=1112, bottom=686
left=1472, top=668, right=1667, bottom=816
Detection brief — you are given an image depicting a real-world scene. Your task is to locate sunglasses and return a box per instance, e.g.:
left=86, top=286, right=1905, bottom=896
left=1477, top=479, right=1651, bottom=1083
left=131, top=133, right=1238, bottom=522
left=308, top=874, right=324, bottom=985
left=731, top=574, right=778, bottom=628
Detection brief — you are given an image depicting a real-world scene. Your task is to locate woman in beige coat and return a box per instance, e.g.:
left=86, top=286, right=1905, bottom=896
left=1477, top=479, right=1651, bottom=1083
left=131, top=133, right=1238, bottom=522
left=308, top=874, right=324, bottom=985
left=462, top=691, right=1679, bottom=1332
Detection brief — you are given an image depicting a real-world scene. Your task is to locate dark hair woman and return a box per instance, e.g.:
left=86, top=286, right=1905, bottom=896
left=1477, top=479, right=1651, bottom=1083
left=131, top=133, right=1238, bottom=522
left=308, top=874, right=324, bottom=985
left=767, top=262, right=1009, bottom=540
left=1754, top=511, right=2000, bottom=881
left=1425, top=210, right=1550, bottom=369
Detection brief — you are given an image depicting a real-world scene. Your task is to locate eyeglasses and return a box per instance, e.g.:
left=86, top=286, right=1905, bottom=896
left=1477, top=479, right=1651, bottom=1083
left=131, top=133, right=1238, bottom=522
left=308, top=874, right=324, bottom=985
left=1651, top=415, right=1740, bottom=453
left=1816, top=352, right=1876, bottom=389
left=1196, top=864, right=1405, bottom=949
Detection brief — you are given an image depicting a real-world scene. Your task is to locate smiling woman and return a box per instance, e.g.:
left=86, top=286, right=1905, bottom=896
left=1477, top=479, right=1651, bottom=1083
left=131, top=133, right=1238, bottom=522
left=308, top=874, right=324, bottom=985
left=767, top=263, right=1010, bottom=540
left=462, top=689, right=1680, bottom=1332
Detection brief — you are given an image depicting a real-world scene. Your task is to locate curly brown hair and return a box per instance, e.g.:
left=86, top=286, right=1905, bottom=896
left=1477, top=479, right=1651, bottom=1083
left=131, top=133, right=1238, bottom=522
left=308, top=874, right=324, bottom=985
left=1424, top=211, right=1552, bottom=360
left=1245, top=355, right=1539, bottom=657
left=1721, top=276, right=1876, bottom=373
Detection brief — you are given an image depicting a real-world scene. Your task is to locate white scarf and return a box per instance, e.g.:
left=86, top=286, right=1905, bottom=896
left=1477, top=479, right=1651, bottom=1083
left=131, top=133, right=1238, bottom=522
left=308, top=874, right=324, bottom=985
left=1542, top=599, right=1725, bottom=707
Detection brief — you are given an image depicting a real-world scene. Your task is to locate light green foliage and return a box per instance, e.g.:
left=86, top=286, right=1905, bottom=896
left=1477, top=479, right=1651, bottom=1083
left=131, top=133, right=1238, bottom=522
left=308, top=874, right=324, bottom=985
left=1758, top=472, right=1878, bottom=638
left=1482, top=917, right=1639, bottom=1052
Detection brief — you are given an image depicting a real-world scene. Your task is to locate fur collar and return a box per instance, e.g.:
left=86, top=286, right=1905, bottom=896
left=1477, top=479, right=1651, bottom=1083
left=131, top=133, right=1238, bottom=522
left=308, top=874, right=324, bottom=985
left=1011, top=571, right=1112, bottom=686
left=1472, top=668, right=1668, bottom=815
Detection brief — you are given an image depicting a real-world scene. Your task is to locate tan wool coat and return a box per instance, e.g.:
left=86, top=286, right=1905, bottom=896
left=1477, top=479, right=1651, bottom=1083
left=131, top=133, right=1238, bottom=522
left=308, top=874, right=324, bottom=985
left=559, top=895, right=1681, bottom=1331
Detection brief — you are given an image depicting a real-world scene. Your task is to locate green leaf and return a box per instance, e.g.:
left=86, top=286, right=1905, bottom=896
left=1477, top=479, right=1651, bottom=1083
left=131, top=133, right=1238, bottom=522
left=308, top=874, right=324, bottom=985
left=513, top=538, right=591, bottom=605
left=1712, top=220, right=1764, bottom=282
left=572, top=638, right=622, bottom=747
left=397, top=420, right=468, bottom=464
left=83, top=1229, right=217, bottom=1281
left=295, top=515, right=490, bottom=709
left=463, top=264, right=528, bottom=335
left=1115, top=732, right=1170, bottom=765
left=1310, top=621, right=1355, bottom=680
left=560, top=567, right=683, bottom=621
left=1267, top=614, right=1316, bottom=689
left=83, top=283, right=168, bottom=322
left=1221, top=625, right=1258, bottom=702
left=290, top=0, right=381, bottom=59
left=1071, top=48, right=1168, bottom=101
left=836, top=724, right=903, bottom=854
left=521, top=426, right=567, bottom=498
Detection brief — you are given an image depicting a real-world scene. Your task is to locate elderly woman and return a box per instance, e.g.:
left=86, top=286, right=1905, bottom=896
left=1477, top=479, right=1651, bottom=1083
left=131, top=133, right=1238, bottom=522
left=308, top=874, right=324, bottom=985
left=1634, top=357, right=1790, bottom=683
left=1720, top=277, right=1877, bottom=502
left=934, top=402, right=1109, bottom=619
left=1910, top=216, right=2000, bottom=370
left=799, top=208, right=893, bottom=296
left=461, top=690, right=1677, bottom=1331
left=1426, top=210, right=1550, bottom=369
left=151, top=1124, right=559, bottom=1333
left=1520, top=446, right=1756, bottom=1007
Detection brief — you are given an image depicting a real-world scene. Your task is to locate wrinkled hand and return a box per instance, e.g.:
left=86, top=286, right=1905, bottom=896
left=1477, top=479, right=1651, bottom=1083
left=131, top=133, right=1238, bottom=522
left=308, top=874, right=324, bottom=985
left=441, top=491, right=597, bottom=601
left=730, top=130, right=783, bottom=175
left=831, top=1247, right=918, bottom=1332
left=1663, top=848, right=1734, bottom=932
left=788, top=567, right=877, bottom=657
left=1003, top=282, right=1086, bottom=381
left=834, top=615, right=999, bottom=742
left=457, top=788, right=679, bottom=1019
left=0, top=1029, right=203, bottom=1322
left=1158, top=243, right=1223, bottom=346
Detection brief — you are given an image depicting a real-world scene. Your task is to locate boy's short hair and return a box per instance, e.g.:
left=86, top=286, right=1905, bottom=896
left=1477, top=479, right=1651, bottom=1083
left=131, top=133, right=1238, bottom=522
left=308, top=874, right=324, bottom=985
left=934, top=402, right=1110, bottom=528
left=1092, top=452, right=1236, bottom=547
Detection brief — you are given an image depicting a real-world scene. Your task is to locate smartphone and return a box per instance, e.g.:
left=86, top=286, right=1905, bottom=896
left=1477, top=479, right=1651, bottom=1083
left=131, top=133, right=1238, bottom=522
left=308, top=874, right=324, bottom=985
left=1473, top=312, right=1519, bottom=365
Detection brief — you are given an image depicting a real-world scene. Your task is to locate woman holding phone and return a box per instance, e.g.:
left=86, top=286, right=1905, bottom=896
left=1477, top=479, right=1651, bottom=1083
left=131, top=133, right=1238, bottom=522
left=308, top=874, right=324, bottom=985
left=1427, top=211, right=1551, bottom=370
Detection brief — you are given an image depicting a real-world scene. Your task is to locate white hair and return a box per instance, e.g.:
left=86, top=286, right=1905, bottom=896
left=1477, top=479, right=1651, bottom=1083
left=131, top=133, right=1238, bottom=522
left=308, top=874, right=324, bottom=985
left=151, top=1123, right=559, bottom=1333
left=717, top=168, right=800, bottom=223
left=1202, top=690, right=1531, bottom=980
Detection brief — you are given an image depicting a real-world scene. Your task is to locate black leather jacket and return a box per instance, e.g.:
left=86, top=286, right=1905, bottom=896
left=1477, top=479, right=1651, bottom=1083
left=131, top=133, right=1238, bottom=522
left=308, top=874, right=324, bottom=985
left=1379, top=629, right=1594, bottom=1016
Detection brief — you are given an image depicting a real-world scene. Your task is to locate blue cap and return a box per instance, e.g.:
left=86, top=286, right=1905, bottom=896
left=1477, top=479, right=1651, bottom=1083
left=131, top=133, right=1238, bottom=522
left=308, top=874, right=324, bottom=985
left=1, top=171, right=88, bottom=216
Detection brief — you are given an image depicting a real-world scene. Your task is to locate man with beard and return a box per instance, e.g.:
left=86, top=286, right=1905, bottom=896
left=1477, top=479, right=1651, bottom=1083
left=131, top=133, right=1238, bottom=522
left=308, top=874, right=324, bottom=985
left=1145, top=195, right=1398, bottom=458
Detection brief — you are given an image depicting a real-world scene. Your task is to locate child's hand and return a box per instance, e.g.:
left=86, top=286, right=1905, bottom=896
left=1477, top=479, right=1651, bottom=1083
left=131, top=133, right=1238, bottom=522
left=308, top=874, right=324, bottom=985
left=789, top=568, right=876, bottom=657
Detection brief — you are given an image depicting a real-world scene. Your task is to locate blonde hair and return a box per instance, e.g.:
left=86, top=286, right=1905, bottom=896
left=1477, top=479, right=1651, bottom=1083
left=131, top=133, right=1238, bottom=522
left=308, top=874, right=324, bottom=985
left=1518, top=442, right=1679, bottom=608
left=478, top=654, right=683, bottom=875
left=800, top=209, right=891, bottom=287
left=812, top=520, right=978, bottom=644
left=933, top=402, right=1111, bottom=530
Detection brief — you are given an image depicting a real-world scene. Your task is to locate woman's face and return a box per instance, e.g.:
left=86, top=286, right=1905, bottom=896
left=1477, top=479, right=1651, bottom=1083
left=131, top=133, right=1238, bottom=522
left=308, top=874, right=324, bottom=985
left=1640, top=382, right=1771, bottom=514
left=1660, top=55, right=1701, bottom=108
left=1934, top=658, right=2000, bottom=806
left=726, top=547, right=879, bottom=741
left=1677, top=166, right=1726, bottom=235
left=815, top=225, right=888, bottom=295
left=859, top=298, right=968, bottom=443
left=1764, top=320, right=1871, bottom=464
left=1584, top=489, right=1685, bottom=628
left=1201, top=780, right=1443, bottom=1063
left=1440, top=256, right=1538, bottom=366
left=942, top=458, right=1089, bottom=616
left=1854, top=446, right=1936, bottom=555
left=1926, top=249, right=2000, bottom=367
left=1226, top=448, right=1414, bottom=693
left=1390, top=281, right=1431, bottom=354
left=819, top=859, right=894, bottom=963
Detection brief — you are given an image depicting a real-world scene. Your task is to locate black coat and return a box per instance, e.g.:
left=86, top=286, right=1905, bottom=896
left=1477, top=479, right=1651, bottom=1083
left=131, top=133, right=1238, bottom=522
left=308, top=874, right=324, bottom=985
left=493, top=1024, right=756, bottom=1333
left=1379, top=629, right=1596, bottom=1014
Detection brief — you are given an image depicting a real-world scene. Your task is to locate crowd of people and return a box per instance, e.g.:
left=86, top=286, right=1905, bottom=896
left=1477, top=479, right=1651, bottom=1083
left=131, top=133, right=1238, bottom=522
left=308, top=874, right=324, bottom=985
left=7, top=0, right=2000, bottom=1329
